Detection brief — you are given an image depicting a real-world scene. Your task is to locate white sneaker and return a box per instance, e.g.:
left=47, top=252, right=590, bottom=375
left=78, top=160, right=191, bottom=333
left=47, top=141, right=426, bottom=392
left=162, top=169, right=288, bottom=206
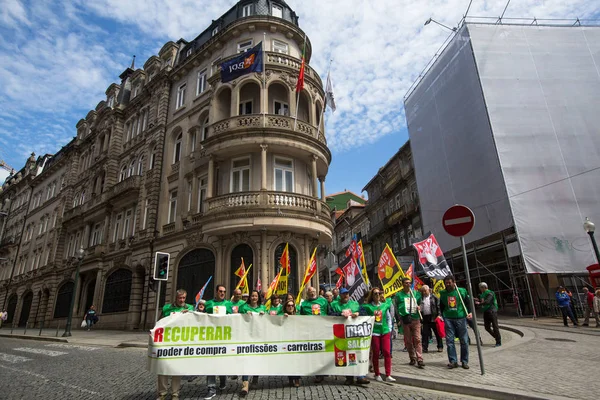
left=385, top=376, right=396, bottom=382
left=375, top=375, right=383, bottom=382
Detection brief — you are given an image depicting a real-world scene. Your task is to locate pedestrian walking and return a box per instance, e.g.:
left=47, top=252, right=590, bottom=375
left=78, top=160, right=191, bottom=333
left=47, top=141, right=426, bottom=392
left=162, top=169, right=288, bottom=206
left=0, top=308, right=7, bottom=329
left=157, top=289, right=194, bottom=400
left=419, top=285, right=444, bottom=353
left=394, top=278, right=424, bottom=368
left=439, top=275, right=472, bottom=370
left=475, top=283, right=501, bottom=346
left=555, top=286, right=578, bottom=327
left=593, top=289, right=600, bottom=328
left=282, top=299, right=301, bottom=388
left=582, top=287, right=595, bottom=326
left=84, top=305, right=98, bottom=331
left=361, top=288, right=395, bottom=382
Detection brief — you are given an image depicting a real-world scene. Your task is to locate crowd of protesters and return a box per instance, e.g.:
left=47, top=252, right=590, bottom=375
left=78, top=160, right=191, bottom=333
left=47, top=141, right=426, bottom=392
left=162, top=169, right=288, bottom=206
left=156, top=275, right=506, bottom=400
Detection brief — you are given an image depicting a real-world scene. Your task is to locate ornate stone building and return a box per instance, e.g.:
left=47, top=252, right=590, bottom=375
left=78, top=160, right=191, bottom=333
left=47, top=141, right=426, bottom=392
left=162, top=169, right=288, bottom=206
left=0, top=0, right=331, bottom=330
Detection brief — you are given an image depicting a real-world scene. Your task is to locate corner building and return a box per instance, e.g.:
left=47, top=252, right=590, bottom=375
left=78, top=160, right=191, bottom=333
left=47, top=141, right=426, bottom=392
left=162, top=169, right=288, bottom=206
left=0, top=0, right=332, bottom=330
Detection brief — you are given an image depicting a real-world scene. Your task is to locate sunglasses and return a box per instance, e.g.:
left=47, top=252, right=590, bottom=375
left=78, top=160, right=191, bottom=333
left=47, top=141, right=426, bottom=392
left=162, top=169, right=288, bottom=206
left=218, top=290, right=226, bottom=293
left=373, top=292, right=381, bottom=295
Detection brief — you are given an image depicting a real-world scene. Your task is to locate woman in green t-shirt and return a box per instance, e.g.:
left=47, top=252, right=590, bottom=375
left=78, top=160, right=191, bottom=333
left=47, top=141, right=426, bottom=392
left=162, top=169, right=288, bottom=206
left=360, top=288, right=395, bottom=382
left=239, top=290, right=264, bottom=397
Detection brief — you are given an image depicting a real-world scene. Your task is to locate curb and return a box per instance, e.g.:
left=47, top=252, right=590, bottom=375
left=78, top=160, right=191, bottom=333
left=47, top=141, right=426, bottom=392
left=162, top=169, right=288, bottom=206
left=499, top=321, right=600, bottom=337
left=0, top=333, right=68, bottom=343
left=117, top=342, right=148, bottom=348
left=388, top=374, right=564, bottom=400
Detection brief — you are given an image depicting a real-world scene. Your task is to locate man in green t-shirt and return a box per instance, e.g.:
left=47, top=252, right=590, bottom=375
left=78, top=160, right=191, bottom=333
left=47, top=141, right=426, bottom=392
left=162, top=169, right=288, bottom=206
left=157, top=289, right=194, bottom=400
left=475, top=282, right=501, bottom=346
left=299, top=286, right=329, bottom=383
left=439, top=275, right=472, bottom=370
left=204, top=285, right=231, bottom=398
left=230, top=289, right=246, bottom=314
left=394, top=278, right=424, bottom=368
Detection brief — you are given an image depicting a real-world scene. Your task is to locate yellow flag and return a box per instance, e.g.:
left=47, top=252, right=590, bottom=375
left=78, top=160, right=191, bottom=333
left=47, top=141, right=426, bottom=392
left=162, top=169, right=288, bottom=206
left=432, top=278, right=445, bottom=298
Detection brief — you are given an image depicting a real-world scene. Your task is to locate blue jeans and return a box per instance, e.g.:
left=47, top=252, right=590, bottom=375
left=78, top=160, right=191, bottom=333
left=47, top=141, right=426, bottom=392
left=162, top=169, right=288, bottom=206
left=86, top=319, right=93, bottom=329
left=445, top=318, right=469, bottom=364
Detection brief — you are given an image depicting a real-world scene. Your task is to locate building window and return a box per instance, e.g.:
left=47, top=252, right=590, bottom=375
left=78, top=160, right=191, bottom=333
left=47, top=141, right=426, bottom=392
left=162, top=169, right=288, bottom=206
left=119, top=165, right=127, bottom=182
left=113, top=213, right=122, bottom=242
left=165, top=57, right=172, bottom=67
left=395, top=193, right=401, bottom=209
left=196, top=69, right=207, bottom=95
left=231, top=157, right=250, bottom=193
left=187, top=180, right=193, bottom=212
left=142, top=109, right=148, bottom=131
left=272, top=39, right=288, bottom=54
left=150, top=146, right=157, bottom=169
left=173, top=133, right=182, bottom=163
left=53, top=282, right=74, bottom=318
left=274, top=157, right=294, bottom=192
left=190, top=130, right=196, bottom=153
left=137, top=155, right=145, bottom=175
left=211, top=57, right=221, bottom=76
left=91, top=223, right=102, bottom=246
left=389, top=199, right=395, bottom=213
left=123, top=209, right=132, bottom=239
left=212, top=26, right=219, bottom=36
left=198, top=176, right=207, bottom=213
left=66, top=235, right=73, bottom=258
left=186, top=48, right=193, bottom=57
left=201, top=117, right=209, bottom=141
left=274, top=101, right=289, bottom=116
left=271, top=4, right=283, bottom=18
left=126, top=122, right=132, bottom=142
left=128, top=159, right=135, bottom=177
left=242, top=4, right=252, bottom=17
left=142, top=199, right=149, bottom=229
left=237, top=39, right=253, bottom=53
left=176, top=83, right=186, bottom=109
left=168, top=191, right=177, bottom=223
left=392, top=232, right=399, bottom=253
left=43, top=217, right=48, bottom=233
left=102, top=269, right=132, bottom=314
left=239, top=100, right=253, bottom=115
left=136, top=115, right=142, bottom=136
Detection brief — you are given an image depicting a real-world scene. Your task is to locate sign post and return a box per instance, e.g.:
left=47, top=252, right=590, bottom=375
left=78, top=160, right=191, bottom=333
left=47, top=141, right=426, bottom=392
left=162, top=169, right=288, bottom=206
left=442, top=205, right=485, bottom=375
left=153, top=252, right=170, bottom=323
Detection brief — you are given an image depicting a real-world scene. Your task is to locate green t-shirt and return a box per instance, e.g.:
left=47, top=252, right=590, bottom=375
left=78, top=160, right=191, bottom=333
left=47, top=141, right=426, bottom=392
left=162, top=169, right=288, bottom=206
left=299, top=297, right=329, bottom=315
left=230, top=300, right=246, bottom=314
left=268, top=304, right=283, bottom=315
left=204, top=299, right=233, bottom=315
left=361, top=301, right=392, bottom=335
left=439, top=287, right=470, bottom=319
left=239, top=303, right=266, bottom=314
left=394, top=290, right=422, bottom=319
left=329, top=299, right=360, bottom=315
left=162, top=303, right=194, bottom=317
left=479, top=289, right=498, bottom=312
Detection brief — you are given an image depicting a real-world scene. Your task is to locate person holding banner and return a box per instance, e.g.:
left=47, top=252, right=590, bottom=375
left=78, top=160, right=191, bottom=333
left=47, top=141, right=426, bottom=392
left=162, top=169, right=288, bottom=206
left=239, top=290, right=265, bottom=396
left=196, top=300, right=206, bottom=313
left=419, top=285, right=444, bottom=353
left=230, top=289, right=245, bottom=313
left=157, top=289, right=194, bottom=400
left=268, top=296, right=282, bottom=315
left=439, top=276, right=472, bottom=370
left=282, top=299, right=302, bottom=388
left=361, top=288, right=395, bottom=382
left=204, top=285, right=232, bottom=399
left=395, top=278, right=424, bottom=368
left=299, top=286, right=328, bottom=383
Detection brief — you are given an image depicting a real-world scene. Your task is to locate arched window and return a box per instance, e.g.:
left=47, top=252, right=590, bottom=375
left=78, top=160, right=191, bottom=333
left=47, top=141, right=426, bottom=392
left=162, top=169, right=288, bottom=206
left=6, top=294, right=18, bottom=324
left=53, top=282, right=74, bottom=318
left=128, top=159, right=136, bottom=177
left=201, top=117, right=209, bottom=141
left=137, top=155, right=145, bottom=175
left=189, top=129, right=196, bottom=153
left=80, top=191, right=85, bottom=205
left=173, top=133, right=182, bottom=164
left=119, top=165, right=127, bottom=182
left=274, top=243, right=298, bottom=295
left=102, top=269, right=133, bottom=313
left=177, top=249, right=215, bottom=304
left=230, top=244, right=254, bottom=294
left=150, top=146, right=157, bottom=169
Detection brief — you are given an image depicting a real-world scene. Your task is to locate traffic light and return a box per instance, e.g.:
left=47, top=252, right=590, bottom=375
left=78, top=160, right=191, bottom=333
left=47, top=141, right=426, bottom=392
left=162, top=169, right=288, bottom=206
left=153, top=252, right=170, bottom=281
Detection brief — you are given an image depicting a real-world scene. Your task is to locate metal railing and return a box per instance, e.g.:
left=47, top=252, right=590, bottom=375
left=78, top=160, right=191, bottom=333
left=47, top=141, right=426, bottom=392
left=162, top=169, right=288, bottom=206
left=538, top=299, right=585, bottom=318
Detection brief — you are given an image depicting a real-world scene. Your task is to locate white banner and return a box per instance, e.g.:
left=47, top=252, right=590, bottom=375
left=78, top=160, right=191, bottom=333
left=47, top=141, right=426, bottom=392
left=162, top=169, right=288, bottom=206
left=147, top=313, right=374, bottom=376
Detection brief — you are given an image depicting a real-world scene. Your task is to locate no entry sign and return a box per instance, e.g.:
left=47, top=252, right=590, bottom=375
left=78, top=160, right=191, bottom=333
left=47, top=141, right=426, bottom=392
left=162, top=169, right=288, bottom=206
left=442, top=205, right=475, bottom=237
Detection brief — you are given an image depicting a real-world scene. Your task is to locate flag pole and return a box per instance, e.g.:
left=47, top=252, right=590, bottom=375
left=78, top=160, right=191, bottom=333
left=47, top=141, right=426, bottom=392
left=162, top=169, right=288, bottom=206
left=293, top=34, right=306, bottom=132
left=317, top=59, right=332, bottom=137
left=263, top=32, right=267, bottom=128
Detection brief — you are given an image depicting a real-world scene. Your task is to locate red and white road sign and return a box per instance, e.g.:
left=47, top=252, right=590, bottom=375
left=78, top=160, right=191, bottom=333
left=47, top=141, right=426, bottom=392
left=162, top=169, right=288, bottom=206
left=443, top=205, right=475, bottom=237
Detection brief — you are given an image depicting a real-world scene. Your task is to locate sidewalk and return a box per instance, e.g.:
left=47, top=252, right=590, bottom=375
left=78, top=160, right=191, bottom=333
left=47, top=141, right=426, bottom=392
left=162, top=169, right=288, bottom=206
left=389, top=323, right=599, bottom=400
left=0, top=326, right=149, bottom=348
left=499, top=316, right=600, bottom=336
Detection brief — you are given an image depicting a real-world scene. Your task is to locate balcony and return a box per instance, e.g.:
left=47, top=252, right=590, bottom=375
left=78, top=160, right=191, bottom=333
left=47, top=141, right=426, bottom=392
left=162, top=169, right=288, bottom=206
left=109, top=175, right=141, bottom=200
left=386, top=205, right=406, bottom=226
left=63, top=192, right=108, bottom=222
left=265, top=51, right=323, bottom=88
left=383, top=174, right=401, bottom=195
left=201, top=191, right=332, bottom=239
left=208, top=114, right=325, bottom=145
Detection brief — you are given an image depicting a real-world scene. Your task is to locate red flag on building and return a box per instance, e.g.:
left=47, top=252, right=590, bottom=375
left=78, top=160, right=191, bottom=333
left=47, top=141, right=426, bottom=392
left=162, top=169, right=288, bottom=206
left=296, top=36, right=306, bottom=92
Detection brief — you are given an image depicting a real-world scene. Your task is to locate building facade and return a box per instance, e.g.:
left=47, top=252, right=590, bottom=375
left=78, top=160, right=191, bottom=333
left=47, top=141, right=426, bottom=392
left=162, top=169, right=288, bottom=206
left=0, top=0, right=332, bottom=330
left=405, top=22, right=600, bottom=315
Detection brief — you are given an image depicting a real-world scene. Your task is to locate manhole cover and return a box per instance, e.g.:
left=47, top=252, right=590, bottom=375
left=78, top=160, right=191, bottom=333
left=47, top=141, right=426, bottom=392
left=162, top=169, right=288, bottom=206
left=545, top=338, right=576, bottom=343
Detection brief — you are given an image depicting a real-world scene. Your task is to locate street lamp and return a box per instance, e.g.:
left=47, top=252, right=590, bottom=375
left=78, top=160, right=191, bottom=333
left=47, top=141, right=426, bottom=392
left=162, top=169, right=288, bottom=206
left=584, top=217, right=600, bottom=265
left=424, top=18, right=457, bottom=31
left=62, top=247, right=85, bottom=337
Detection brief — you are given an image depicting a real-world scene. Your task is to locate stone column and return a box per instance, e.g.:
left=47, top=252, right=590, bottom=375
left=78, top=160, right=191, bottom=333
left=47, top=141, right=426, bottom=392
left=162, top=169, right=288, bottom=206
left=261, top=229, right=268, bottom=290
left=260, top=144, right=268, bottom=190
left=311, top=156, right=318, bottom=198
left=207, top=156, right=214, bottom=199
left=73, top=273, right=83, bottom=317
left=319, top=176, right=326, bottom=201
left=93, top=269, right=103, bottom=310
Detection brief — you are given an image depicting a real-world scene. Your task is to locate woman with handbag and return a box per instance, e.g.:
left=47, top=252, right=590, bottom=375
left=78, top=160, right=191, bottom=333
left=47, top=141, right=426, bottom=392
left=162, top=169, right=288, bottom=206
left=84, top=305, right=97, bottom=331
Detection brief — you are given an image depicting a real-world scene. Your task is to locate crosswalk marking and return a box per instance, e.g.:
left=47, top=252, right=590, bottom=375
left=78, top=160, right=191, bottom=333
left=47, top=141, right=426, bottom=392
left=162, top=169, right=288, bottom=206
left=45, top=343, right=99, bottom=351
left=0, top=352, right=32, bottom=364
left=13, top=347, right=68, bottom=357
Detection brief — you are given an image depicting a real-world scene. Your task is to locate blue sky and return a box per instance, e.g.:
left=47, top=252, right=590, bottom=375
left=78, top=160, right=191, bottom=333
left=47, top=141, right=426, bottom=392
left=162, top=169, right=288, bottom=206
left=1, top=0, right=598, bottom=196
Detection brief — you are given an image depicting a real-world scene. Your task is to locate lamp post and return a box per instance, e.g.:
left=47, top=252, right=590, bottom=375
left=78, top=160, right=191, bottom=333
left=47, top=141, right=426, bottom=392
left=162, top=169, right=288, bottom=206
left=62, top=247, right=85, bottom=337
left=584, top=217, right=600, bottom=265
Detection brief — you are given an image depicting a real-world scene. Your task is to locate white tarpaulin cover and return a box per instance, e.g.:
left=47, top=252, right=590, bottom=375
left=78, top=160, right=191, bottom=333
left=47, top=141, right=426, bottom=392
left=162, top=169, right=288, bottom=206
left=147, top=312, right=373, bottom=376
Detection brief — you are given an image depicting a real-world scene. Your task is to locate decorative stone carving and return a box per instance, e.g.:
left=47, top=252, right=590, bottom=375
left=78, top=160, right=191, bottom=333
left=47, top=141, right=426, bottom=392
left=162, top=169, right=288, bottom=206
left=187, top=231, right=204, bottom=247
left=280, top=231, right=293, bottom=242
left=233, top=231, right=249, bottom=244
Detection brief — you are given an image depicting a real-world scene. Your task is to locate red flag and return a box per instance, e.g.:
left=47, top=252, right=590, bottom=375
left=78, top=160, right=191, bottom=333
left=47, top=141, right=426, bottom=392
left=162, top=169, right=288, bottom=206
left=413, top=275, right=424, bottom=290
left=255, top=277, right=262, bottom=292
left=279, top=243, right=290, bottom=274
left=296, top=37, right=306, bottom=92
left=335, top=274, right=344, bottom=289
left=335, top=267, right=344, bottom=276
left=405, top=263, right=414, bottom=280
left=345, top=239, right=358, bottom=260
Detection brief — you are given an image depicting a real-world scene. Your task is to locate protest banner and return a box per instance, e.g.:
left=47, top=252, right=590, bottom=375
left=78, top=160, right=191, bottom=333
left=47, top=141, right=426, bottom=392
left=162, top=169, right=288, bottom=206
left=340, top=256, right=368, bottom=302
left=148, top=313, right=374, bottom=376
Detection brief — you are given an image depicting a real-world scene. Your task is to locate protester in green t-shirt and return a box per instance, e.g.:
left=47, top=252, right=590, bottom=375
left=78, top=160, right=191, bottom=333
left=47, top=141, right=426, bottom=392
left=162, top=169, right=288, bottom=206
left=268, top=296, right=282, bottom=315
left=157, top=289, right=194, bottom=400
left=230, top=289, right=246, bottom=314
left=278, top=293, right=298, bottom=315
left=439, top=275, right=472, bottom=370
left=361, top=288, right=395, bottom=382
left=394, top=278, right=424, bottom=368
left=475, top=282, right=501, bottom=346
left=204, top=285, right=230, bottom=398
left=298, top=286, right=329, bottom=316
left=238, top=290, right=264, bottom=397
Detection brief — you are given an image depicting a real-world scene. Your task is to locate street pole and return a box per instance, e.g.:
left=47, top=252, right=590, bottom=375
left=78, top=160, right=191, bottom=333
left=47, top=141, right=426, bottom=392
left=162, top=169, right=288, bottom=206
left=587, top=231, right=600, bottom=266
left=460, top=236, right=485, bottom=375
left=62, top=248, right=84, bottom=337
left=154, top=280, right=162, bottom=323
